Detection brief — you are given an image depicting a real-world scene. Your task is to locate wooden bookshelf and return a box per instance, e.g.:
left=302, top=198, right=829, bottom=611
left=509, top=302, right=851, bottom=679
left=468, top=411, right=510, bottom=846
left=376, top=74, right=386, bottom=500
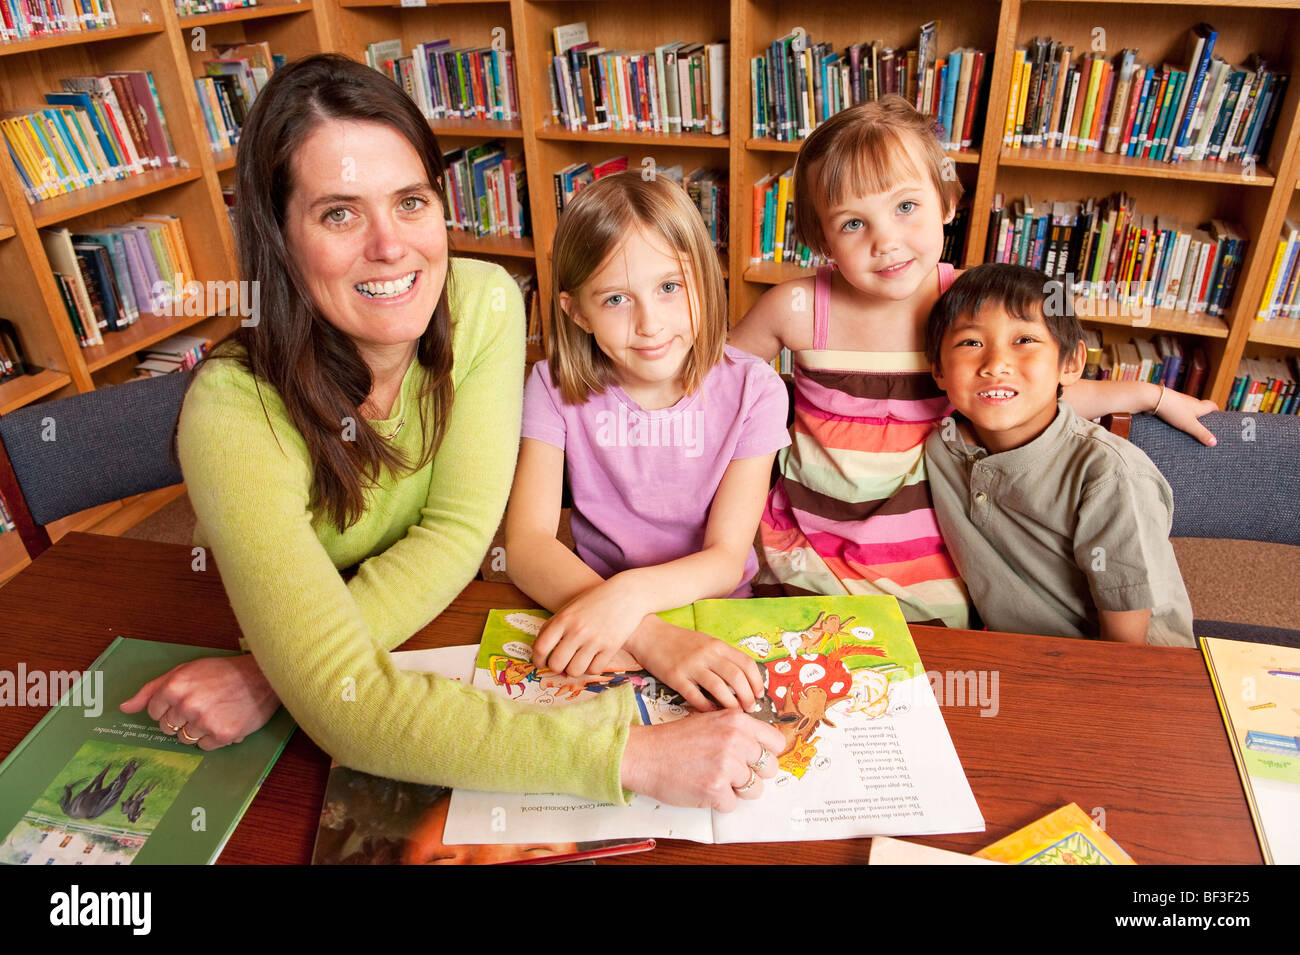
left=0, top=369, right=72, bottom=416
left=1248, top=317, right=1300, bottom=347
left=0, top=531, right=31, bottom=585
left=179, top=0, right=316, bottom=28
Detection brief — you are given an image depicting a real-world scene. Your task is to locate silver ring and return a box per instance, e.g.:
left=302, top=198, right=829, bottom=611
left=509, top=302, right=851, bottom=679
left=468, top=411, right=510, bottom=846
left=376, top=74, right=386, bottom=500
left=751, top=745, right=771, bottom=772
left=735, top=768, right=758, bottom=793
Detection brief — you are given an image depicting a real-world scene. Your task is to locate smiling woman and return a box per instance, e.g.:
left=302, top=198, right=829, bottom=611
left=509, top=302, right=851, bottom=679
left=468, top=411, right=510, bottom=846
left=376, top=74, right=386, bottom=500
left=117, top=55, right=785, bottom=814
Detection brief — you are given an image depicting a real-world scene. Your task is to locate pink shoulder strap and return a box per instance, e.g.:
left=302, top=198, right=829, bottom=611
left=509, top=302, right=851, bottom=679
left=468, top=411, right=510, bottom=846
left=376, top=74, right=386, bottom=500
left=812, top=265, right=834, bottom=350
left=937, top=261, right=957, bottom=294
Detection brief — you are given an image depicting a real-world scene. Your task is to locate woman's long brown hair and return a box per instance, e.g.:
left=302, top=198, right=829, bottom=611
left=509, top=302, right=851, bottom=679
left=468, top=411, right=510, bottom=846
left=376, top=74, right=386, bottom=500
left=222, top=53, right=455, bottom=532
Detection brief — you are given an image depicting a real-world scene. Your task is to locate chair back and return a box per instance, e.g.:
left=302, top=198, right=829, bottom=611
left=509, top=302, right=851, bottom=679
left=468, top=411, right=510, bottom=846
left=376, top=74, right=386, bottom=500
left=0, top=372, right=192, bottom=557
left=1118, top=411, right=1300, bottom=547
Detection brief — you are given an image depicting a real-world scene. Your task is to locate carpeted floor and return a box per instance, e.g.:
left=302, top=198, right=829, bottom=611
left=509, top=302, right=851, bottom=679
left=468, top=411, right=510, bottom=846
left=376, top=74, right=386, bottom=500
left=123, top=491, right=1300, bottom=633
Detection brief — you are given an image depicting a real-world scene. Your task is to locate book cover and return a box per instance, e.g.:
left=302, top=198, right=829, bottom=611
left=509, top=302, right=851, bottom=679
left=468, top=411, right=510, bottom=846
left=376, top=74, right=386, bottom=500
left=974, top=803, right=1136, bottom=865
left=444, top=596, right=984, bottom=846
left=1201, top=636, right=1300, bottom=864
left=0, top=637, right=295, bottom=865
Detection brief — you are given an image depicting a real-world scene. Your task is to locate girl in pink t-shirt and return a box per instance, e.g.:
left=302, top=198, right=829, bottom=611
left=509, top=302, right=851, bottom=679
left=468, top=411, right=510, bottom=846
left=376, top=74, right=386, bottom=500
left=506, top=172, right=790, bottom=713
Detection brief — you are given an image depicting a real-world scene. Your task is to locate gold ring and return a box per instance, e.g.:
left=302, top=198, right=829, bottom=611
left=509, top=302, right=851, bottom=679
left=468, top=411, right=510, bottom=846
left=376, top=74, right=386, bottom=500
left=751, top=745, right=771, bottom=772
left=179, top=726, right=201, bottom=744
left=734, top=768, right=757, bottom=793
left=163, top=718, right=183, bottom=733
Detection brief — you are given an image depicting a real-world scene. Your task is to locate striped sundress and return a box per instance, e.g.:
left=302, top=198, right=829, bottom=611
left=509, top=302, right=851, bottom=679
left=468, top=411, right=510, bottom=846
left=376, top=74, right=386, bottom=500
left=758, top=263, right=973, bottom=628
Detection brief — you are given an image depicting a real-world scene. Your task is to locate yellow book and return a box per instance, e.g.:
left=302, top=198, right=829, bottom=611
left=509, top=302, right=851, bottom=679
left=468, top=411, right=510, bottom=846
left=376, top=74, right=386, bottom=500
left=38, top=112, right=89, bottom=190
left=1013, top=57, right=1032, bottom=148
left=975, top=803, right=1135, bottom=865
left=1076, top=56, right=1105, bottom=153
left=1, top=117, right=56, bottom=201
left=773, top=170, right=791, bottom=264
left=25, top=113, right=78, bottom=196
left=1003, top=48, right=1026, bottom=146
left=1257, top=236, right=1288, bottom=320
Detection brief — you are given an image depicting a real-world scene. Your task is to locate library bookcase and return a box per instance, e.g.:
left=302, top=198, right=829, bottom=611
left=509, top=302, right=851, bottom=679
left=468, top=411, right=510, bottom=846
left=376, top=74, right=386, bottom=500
left=2, top=0, right=1298, bottom=584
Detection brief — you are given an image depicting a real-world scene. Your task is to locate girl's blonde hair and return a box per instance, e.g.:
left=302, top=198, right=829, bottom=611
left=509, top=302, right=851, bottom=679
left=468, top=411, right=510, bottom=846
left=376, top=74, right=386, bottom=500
left=794, top=95, right=964, bottom=258
left=549, top=170, right=728, bottom=404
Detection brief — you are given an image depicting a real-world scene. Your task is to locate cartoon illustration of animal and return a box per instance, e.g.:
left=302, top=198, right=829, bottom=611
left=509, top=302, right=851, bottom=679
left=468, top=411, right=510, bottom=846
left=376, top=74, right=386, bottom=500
left=779, top=611, right=858, bottom=658
left=120, top=781, right=157, bottom=823
left=60, top=760, right=140, bottom=820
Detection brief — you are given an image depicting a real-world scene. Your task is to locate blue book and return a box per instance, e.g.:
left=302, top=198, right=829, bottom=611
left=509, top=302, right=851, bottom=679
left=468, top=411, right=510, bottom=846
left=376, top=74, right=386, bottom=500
left=940, top=50, right=961, bottom=147
left=1171, top=23, right=1217, bottom=162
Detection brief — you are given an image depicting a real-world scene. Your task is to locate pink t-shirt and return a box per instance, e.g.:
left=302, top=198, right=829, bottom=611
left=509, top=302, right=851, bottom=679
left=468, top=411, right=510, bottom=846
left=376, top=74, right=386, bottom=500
left=522, top=345, right=791, bottom=596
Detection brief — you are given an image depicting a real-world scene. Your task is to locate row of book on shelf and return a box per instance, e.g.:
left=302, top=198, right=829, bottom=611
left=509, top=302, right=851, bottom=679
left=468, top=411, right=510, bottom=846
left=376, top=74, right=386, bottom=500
left=39, top=217, right=194, bottom=348
left=1226, top=356, right=1300, bottom=414
left=986, top=193, right=1247, bottom=321
left=549, top=22, right=728, bottom=135
left=1256, top=219, right=1300, bottom=322
left=0, top=0, right=115, bottom=42
left=552, top=156, right=727, bottom=253
left=173, top=0, right=255, bottom=14
left=1081, top=329, right=1210, bottom=395
left=3, top=72, right=179, bottom=205
left=366, top=39, right=520, bottom=123
left=195, top=43, right=283, bottom=151
left=443, top=142, right=529, bottom=240
left=751, top=22, right=988, bottom=152
left=1004, top=24, right=1287, bottom=166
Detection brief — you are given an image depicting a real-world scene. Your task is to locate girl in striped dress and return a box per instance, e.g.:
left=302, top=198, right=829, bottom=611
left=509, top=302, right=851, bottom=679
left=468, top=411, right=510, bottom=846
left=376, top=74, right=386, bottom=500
left=730, top=96, right=1219, bottom=628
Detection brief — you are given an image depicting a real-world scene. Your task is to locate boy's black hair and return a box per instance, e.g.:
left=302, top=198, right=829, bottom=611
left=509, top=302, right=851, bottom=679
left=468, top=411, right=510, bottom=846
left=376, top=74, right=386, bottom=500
left=925, top=263, right=1085, bottom=368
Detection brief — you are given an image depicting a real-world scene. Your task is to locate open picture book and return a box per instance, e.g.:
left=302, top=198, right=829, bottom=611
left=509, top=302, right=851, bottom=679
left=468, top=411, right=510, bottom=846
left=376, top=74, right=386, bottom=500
left=443, top=595, right=984, bottom=845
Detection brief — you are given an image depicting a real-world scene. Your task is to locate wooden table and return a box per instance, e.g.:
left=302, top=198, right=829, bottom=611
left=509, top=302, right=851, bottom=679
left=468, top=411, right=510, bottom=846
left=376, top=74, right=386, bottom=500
left=0, top=533, right=1263, bottom=864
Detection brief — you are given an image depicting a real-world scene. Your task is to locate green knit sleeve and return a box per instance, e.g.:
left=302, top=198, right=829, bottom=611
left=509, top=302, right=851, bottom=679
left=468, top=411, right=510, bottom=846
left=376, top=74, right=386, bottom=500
left=176, top=269, right=637, bottom=805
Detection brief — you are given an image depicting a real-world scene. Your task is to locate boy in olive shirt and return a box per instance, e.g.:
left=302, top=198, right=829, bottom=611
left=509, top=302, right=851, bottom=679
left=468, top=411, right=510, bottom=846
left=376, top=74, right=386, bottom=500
left=923, top=264, right=1195, bottom=647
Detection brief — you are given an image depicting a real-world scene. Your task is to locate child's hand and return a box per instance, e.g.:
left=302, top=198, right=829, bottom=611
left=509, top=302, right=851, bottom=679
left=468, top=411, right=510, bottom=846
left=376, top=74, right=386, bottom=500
left=1151, top=386, right=1218, bottom=446
left=533, top=575, right=648, bottom=676
left=625, top=617, right=766, bottom=713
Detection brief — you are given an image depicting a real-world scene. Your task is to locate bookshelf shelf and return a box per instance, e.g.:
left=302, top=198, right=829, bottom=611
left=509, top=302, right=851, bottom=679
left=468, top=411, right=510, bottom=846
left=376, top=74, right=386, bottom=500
left=0, top=370, right=73, bottom=416
left=448, top=233, right=535, bottom=258
left=430, top=117, right=525, bottom=139
left=80, top=310, right=221, bottom=374
left=340, top=0, right=499, bottom=6
left=745, top=261, right=815, bottom=286
left=1073, top=305, right=1231, bottom=338
left=1027, top=0, right=1299, bottom=6
left=0, top=23, right=166, bottom=59
left=0, top=532, right=31, bottom=586
left=1248, top=317, right=1300, bottom=347
left=179, top=1, right=314, bottom=27
left=30, top=167, right=205, bottom=229
left=213, top=148, right=237, bottom=172
left=998, top=149, right=1277, bottom=187
left=535, top=125, right=730, bottom=149
left=0, top=225, right=14, bottom=241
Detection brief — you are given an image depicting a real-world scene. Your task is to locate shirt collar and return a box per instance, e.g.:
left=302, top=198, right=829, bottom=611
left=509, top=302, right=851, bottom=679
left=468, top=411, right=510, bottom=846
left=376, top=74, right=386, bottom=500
left=938, top=398, right=1072, bottom=471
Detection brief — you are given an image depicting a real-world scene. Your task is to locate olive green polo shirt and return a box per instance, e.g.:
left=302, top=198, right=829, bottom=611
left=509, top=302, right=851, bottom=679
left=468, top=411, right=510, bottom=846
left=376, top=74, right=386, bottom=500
left=924, top=400, right=1195, bottom=647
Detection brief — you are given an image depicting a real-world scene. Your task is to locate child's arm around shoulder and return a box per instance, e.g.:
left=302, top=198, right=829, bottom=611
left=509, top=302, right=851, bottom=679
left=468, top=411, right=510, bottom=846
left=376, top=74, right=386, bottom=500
left=1062, top=378, right=1218, bottom=446
left=728, top=276, right=817, bottom=359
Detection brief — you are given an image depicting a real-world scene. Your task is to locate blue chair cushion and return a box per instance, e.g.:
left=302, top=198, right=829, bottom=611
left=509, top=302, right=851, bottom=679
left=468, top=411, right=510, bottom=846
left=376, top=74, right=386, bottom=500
left=0, top=372, right=191, bottom=526
left=1126, top=411, right=1300, bottom=547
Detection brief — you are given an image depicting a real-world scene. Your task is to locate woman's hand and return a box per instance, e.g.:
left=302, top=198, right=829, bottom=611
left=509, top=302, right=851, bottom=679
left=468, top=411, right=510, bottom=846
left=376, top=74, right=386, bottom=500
left=620, top=711, right=786, bottom=811
left=625, top=616, right=766, bottom=713
left=532, top=574, right=650, bottom=676
left=1152, top=386, right=1219, bottom=447
left=119, top=654, right=281, bottom=751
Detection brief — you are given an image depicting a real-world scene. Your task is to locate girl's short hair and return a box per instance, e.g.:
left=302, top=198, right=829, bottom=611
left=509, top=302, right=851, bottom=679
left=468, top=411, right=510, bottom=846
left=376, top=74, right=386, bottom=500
left=549, top=171, right=728, bottom=405
left=793, top=95, right=964, bottom=258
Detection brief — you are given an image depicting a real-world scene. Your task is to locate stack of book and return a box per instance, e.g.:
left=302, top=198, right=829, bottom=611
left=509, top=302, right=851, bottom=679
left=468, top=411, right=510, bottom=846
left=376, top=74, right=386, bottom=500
left=366, top=39, right=520, bottom=123
left=195, top=43, right=279, bottom=151
left=549, top=23, right=728, bottom=135
left=3, top=73, right=179, bottom=205
left=751, top=168, right=821, bottom=269
left=1255, top=219, right=1300, bottom=322
left=986, top=193, right=1248, bottom=320
left=751, top=23, right=988, bottom=149
left=40, top=217, right=195, bottom=348
left=1225, top=356, right=1299, bottom=413
left=443, top=142, right=529, bottom=239
left=173, top=0, right=256, bottom=14
left=134, top=333, right=211, bottom=378
left=0, top=0, right=116, bottom=41
left=1003, top=26, right=1288, bottom=166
